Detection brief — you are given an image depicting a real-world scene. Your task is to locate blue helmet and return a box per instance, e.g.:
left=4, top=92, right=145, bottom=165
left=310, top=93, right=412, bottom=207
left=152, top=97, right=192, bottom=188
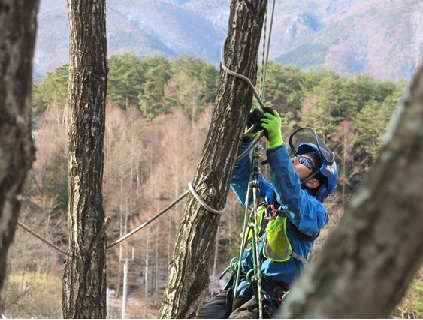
left=289, top=127, right=338, bottom=202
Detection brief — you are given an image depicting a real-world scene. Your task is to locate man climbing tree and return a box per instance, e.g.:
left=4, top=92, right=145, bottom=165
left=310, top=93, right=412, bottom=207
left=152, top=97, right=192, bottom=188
left=62, top=0, right=108, bottom=318
left=0, top=0, right=39, bottom=312
left=159, top=0, right=267, bottom=318
left=278, top=63, right=423, bottom=318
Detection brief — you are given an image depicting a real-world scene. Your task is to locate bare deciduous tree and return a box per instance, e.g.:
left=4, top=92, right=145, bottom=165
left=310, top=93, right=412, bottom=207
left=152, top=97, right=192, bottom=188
left=62, top=0, right=108, bottom=317
left=0, top=0, right=39, bottom=312
left=334, top=119, right=358, bottom=205
left=279, top=63, right=423, bottom=318
left=159, top=0, right=267, bottom=318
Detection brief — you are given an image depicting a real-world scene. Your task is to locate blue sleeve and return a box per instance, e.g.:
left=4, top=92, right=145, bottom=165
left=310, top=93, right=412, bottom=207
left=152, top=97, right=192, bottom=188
left=230, top=142, right=275, bottom=207
left=266, top=145, right=328, bottom=237
left=230, top=142, right=252, bottom=206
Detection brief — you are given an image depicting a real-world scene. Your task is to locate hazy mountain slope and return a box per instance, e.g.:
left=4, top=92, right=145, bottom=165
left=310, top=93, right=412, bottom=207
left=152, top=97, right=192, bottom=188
left=34, top=4, right=70, bottom=81
left=35, top=3, right=173, bottom=81
left=108, top=0, right=225, bottom=62
left=34, top=0, right=225, bottom=82
left=108, top=4, right=178, bottom=59
left=35, top=0, right=423, bottom=81
left=38, top=0, right=65, bottom=14
left=182, top=0, right=375, bottom=60
left=275, top=0, right=423, bottom=80
left=184, top=0, right=231, bottom=32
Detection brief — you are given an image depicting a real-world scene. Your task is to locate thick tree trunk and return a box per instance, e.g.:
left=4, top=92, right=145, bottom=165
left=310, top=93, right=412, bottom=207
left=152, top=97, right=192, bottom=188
left=0, top=0, right=38, bottom=312
left=279, top=64, right=423, bottom=318
left=159, top=0, right=267, bottom=318
left=63, top=0, right=108, bottom=318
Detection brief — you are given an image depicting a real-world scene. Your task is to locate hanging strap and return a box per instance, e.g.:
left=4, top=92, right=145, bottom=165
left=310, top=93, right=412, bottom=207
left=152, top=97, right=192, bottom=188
left=290, top=250, right=309, bottom=265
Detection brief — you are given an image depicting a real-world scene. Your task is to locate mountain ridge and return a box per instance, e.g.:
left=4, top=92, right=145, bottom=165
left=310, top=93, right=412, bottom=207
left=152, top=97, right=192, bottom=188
left=275, top=0, right=423, bottom=80
left=35, top=0, right=423, bottom=82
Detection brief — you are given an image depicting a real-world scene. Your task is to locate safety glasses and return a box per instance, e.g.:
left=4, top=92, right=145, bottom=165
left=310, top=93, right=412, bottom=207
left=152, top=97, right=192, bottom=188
left=297, top=156, right=315, bottom=171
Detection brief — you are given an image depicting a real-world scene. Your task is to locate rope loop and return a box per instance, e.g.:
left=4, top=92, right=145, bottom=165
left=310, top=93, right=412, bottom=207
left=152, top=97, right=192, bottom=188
left=188, top=182, right=227, bottom=215
left=220, top=36, right=265, bottom=110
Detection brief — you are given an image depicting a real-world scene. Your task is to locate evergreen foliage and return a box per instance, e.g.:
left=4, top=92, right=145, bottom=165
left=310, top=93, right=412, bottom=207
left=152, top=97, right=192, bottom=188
left=31, top=54, right=405, bottom=198
left=33, top=64, right=69, bottom=114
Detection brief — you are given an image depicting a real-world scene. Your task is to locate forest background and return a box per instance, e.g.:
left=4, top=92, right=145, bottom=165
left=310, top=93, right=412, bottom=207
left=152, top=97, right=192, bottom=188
left=4, top=53, right=422, bottom=318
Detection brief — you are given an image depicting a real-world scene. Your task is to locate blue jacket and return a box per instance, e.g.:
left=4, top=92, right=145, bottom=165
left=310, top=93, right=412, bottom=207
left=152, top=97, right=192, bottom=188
left=230, top=142, right=328, bottom=291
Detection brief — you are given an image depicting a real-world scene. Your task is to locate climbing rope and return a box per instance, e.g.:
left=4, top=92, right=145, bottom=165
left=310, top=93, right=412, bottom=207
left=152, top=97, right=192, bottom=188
left=108, top=181, right=228, bottom=249
left=220, top=36, right=265, bottom=110
left=259, top=0, right=276, bottom=102
left=107, top=189, right=189, bottom=249
left=221, top=1, right=276, bottom=111
left=250, top=145, right=264, bottom=319
left=236, top=131, right=265, bottom=160
left=18, top=190, right=189, bottom=253
left=21, top=176, right=231, bottom=252
left=257, top=4, right=268, bottom=101
left=250, top=145, right=263, bottom=319
left=17, top=220, right=67, bottom=255
left=221, top=2, right=277, bottom=318
left=232, top=153, right=256, bottom=309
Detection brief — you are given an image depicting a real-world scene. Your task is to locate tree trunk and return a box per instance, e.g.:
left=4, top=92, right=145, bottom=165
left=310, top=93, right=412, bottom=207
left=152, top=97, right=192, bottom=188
left=63, top=0, right=108, bottom=318
left=155, top=224, right=159, bottom=306
left=159, top=0, right=267, bottom=318
left=279, top=63, right=423, bottom=318
left=0, top=0, right=38, bottom=312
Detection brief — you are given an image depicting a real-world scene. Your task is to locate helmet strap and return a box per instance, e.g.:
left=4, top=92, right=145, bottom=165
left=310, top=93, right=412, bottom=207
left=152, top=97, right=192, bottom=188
left=300, top=170, right=319, bottom=186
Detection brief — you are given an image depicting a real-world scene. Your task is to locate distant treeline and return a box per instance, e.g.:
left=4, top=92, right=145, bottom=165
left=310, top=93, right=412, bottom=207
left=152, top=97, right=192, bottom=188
left=33, top=53, right=406, bottom=197
left=33, top=54, right=219, bottom=120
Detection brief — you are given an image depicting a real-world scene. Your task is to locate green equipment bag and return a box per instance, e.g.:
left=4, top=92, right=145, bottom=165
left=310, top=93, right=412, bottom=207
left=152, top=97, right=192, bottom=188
left=263, top=216, right=292, bottom=262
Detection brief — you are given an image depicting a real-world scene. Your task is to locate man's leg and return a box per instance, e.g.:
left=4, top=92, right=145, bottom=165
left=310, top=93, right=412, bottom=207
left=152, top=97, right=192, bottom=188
left=228, top=296, right=280, bottom=319
left=228, top=298, right=258, bottom=319
left=197, top=290, right=230, bottom=319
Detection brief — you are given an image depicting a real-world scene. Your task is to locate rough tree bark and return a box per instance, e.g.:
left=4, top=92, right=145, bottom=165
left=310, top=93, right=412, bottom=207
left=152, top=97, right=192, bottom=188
left=62, top=0, right=108, bottom=318
left=279, top=63, right=423, bottom=318
left=159, top=0, right=267, bottom=318
left=0, top=0, right=38, bottom=312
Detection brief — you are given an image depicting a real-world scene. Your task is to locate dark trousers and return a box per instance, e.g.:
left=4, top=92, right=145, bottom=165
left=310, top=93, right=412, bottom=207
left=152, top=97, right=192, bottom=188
left=197, top=290, right=233, bottom=319
left=197, top=279, right=287, bottom=319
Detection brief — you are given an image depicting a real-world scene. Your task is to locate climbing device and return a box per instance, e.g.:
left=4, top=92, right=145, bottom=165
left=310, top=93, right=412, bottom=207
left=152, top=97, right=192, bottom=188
left=249, top=144, right=264, bottom=318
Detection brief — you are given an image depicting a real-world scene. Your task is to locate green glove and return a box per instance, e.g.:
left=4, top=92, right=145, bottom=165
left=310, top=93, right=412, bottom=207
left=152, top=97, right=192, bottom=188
left=260, top=110, right=283, bottom=149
